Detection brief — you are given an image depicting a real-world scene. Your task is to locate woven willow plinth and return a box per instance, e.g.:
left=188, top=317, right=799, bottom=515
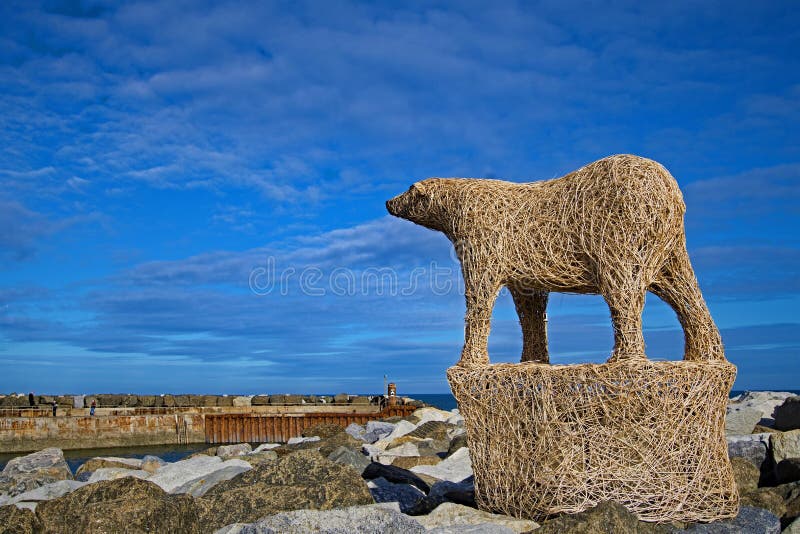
left=448, top=358, right=739, bottom=523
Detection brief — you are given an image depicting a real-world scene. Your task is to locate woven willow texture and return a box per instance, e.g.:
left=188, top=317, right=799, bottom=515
left=387, top=155, right=738, bottom=523
left=448, top=360, right=739, bottom=523
left=386, top=154, right=724, bottom=366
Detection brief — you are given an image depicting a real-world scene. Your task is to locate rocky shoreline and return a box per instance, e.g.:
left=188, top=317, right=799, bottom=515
left=0, top=392, right=799, bottom=533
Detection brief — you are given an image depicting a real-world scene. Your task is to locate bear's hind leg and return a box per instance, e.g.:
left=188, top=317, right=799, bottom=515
left=650, top=245, right=724, bottom=361
left=510, top=287, right=549, bottom=363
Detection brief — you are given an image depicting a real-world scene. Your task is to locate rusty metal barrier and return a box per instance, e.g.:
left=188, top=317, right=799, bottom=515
left=204, top=404, right=416, bottom=444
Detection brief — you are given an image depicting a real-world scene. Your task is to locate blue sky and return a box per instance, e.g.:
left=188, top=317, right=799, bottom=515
left=0, top=0, right=798, bottom=395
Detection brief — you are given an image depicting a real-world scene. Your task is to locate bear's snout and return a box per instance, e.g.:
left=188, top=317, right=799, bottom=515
left=386, top=194, right=403, bottom=216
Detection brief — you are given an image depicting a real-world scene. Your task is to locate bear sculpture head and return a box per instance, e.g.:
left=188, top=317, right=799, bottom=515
left=386, top=179, right=447, bottom=232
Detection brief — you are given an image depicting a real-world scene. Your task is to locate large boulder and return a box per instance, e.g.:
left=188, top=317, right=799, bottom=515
left=75, top=456, right=143, bottom=477
left=536, top=501, right=662, bottom=533
left=327, top=446, right=371, bottom=474
left=141, top=455, right=167, bottom=473
left=36, top=477, right=202, bottom=533
left=302, top=423, right=345, bottom=439
left=739, top=488, right=786, bottom=519
left=3, top=480, right=87, bottom=510
left=731, top=457, right=760, bottom=492
left=427, top=477, right=476, bottom=509
left=773, top=429, right=800, bottom=463
left=367, top=476, right=428, bottom=514
left=0, top=448, right=73, bottom=497
left=148, top=455, right=251, bottom=493
left=216, top=443, right=252, bottom=457
left=362, top=462, right=430, bottom=493
left=197, top=450, right=373, bottom=530
left=86, top=468, right=150, bottom=483
left=0, top=505, right=41, bottom=533
left=730, top=391, right=797, bottom=426
left=171, top=464, right=251, bottom=497
left=363, top=421, right=395, bottom=443
left=232, top=396, right=251, bottom=407
left=676, top=506, right=780, bottom=533
left=215, top=503, right=424, bottom=534
left=411, top=407, right=453, bottom=425
left=728, top=433, right=773, bottom=483
left=411, top=447, right=472, bottom=483
left=726, top=406, right=762, bottom=435
left=417, top=502, right=539, bottom=533
left=774, top=397, right=800, bottom=431
left=251, top=395, right=270, bottom=406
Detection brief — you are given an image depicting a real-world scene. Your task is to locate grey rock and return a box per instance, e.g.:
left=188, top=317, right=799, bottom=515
left=426, top=525, right=514, bottom=534
left=727, top=434, right=772, bottom=479
left=345, top=423, right=367, bottom=441
left=327, top=445, right=371, bottom=474
left=213, top=503, right=424, bottom=534
left=171, top=464, right=251, bottom=496
left=286, top=436, right=320, bottom=445
left=412, top=447, right=473, bottom=483
left=141, top=455, right=167, bottom=473
left=725, top=406, right=762, bottom=435
left=448, top=434, right=468, bottom=457
left=5, top=479, right=87, bottom=508
left=730, top=457, right=760, bottom=492
left=730, top=391, right=797, bottom=426
left=672, top=506, right=779, bottom=533
left=786, top=517, right=800, bottom=534
left=418, top=502, right=538, bottom=533
left=251, top=443, right=280, bottom=453
left=87, top=467, right=150, bottom=483
left=148, top=455, right=251, bottom=493
left=0, top=447, right=73, bottom=497
left=217, top=443, right=253, bottom=457
left=363, top=421, right=395, bottom=443
left=774, top=396, right=800, bottom=430
left=367, top=476, right=427, bottom=514
left=333, top=393, right=349, bottom=404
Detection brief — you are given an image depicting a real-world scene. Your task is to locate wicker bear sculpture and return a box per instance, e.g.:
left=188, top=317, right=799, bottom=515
left=386, top=154, right=723, bottom=366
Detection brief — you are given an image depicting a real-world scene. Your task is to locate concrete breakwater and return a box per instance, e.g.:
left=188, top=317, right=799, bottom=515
left=0, top=393, right=421, bottom=454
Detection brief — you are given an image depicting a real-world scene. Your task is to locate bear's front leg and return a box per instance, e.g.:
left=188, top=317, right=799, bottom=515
left=460, top=274, right=502, bottom=366
left=510, top=287, right=549, bottom=363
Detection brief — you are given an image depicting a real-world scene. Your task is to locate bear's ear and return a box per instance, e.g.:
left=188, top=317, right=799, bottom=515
left=413, top=181, right=428, bottom=195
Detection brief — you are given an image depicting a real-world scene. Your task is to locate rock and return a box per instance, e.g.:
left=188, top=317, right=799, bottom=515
left=251, top=395, right=270, bottom=406
left=786, top=517, right=800, bottom=534
left=777, top=459, right=800, bottom=484
left=412, top=407, right=453, bottom=425
left=216, top=503, right=425, bottom=534
left=362, top=462, right=430, bottom=493
left=87, top=467, right=150, bottom=483
left=346, top=423, right=367, bottom=441
left=198, top=450, right=374, bottom=530
left=75, top=456, right=143, bottom=477
left=138, top=395, right=157, bottom=407
left=0, top=448, right=73, bottom=497
left=333, top=393, right=349, bottom=404
left=677, top=506, right=780, bottom=533
left=739, top=488, right=786, bottom=519
left=411, top=447, right=472, bottom=483
left=202, top=395, right=218, bottom=407
left=148, top=455, right=251, bottom=493
left=428, top=477, right=476, bottom=508
left=381, top=441, right=421, bottom=459
left=217, top=396, right=234, bottom=407
left=773, top=429, right=800, bottom=463
left=407, top=420, right=450, bottom=441
left=141, top=455, right=167, bottom=473
left=287, top=436, right=320, bottom=445
left=244, top=451, right=279, bottom=467
left=315, top=430, right=365, bottom=457
left=726, top=406, right=762, bottom=435
left=417, top=502, right=539, bottom=533
left=350, top=396, right=371, bottom=405
left=447, top=434, right=468, bottom=457
left=72, top=395, right=84, bottom=408
left=731, top=457, right=760, bottom=492
left=232, top=396, right=252, bottom=407
left=382, top=420, right=416, bottom=442
left=327, top=445, right=371, bottom=474
left=302, top=423, right=344, bottom=439
left=0, top=505, right=41, bottom=533
left=36, top=476, right=202, bottom=533
left=537, top=501, right=660, bottom=533
left=774, top=396, right=800, bottom=431
left=251, top=443, right=280, bottom=453
left=754, top=425, right=778, bottom=434
left=730, top=391, right=797, bottom=426
left=727, top=433, right=773, bottom=482
left=363, top=421, right=395, bottom=443
left=391, top=455, right=442, bottom=470
left=446, top=412, right=465, bottom=426
left=217, top=443, right=253, bottom=457
left=367, top=476, right=428, bottom=514
left=171, top=464, right=252, bottom=497
left=4, top=480, right=87, bottom=509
